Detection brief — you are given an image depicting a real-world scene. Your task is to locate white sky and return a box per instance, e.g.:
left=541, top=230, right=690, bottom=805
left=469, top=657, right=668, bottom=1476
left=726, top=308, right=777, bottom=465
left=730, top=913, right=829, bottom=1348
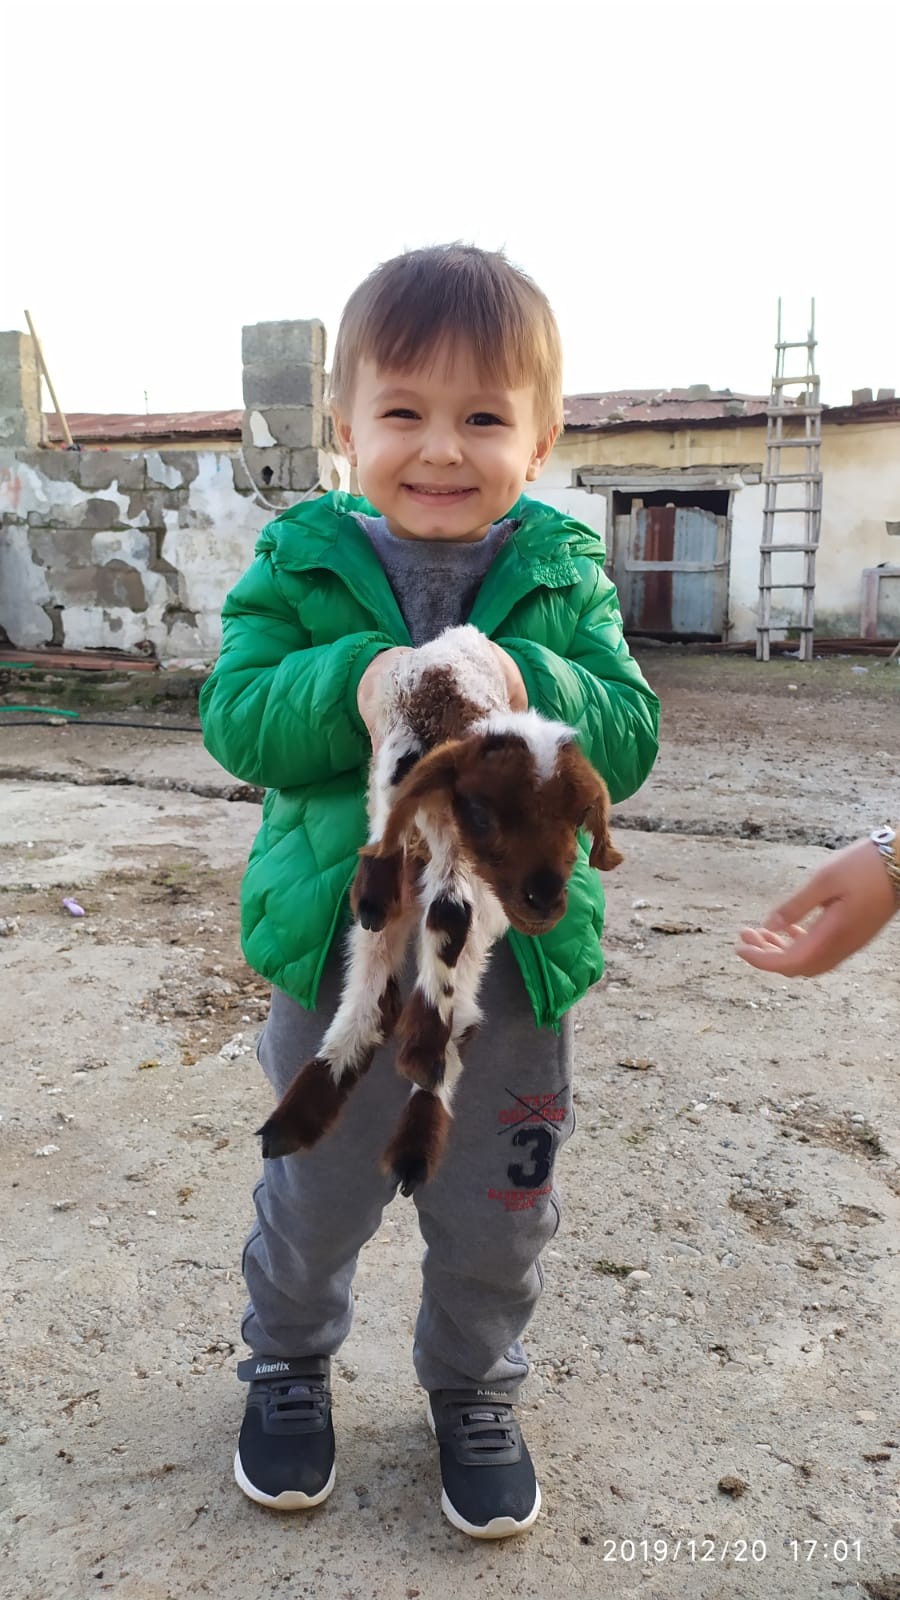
left=5, top=0, right=899, bottom=414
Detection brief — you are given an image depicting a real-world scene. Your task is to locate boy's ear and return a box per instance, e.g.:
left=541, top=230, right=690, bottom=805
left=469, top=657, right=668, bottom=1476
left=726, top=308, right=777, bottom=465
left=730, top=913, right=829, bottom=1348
left=331, top=409, right=357, bottom=465
left=525, top=423, right=560, bottom=482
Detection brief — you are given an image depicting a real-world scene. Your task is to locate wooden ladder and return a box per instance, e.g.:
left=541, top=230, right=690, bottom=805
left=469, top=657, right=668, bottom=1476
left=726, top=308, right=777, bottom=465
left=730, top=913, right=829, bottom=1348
left=757, top=298, right=823, bottom=661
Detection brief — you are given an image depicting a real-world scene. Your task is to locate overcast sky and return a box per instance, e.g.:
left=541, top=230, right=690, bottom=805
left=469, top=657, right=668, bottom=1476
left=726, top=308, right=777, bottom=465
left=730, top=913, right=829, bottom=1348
left=5, top=0, right=898, bottom=415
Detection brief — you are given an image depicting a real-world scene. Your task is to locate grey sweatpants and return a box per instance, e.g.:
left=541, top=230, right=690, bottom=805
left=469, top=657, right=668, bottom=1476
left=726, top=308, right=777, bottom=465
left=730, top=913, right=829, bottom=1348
left=241, top=937, right=575, bottom=1393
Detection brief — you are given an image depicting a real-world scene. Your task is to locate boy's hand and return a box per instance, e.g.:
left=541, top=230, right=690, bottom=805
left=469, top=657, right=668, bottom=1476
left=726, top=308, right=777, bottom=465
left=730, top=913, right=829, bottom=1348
left=488, top=643, right=528, bottom=712
left=357, top=648, right=412, bottom=752
left=736, top=837, right=898, bottom=978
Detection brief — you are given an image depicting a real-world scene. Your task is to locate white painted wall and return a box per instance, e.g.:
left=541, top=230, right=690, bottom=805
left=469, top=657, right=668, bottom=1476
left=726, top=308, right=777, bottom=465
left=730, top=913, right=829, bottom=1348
left=544, top=418, right=900, bottom=639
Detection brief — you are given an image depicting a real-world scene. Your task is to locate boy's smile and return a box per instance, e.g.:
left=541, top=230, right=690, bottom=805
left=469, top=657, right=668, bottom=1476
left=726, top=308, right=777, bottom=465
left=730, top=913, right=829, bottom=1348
left=333, top=347, right=558, bottom=543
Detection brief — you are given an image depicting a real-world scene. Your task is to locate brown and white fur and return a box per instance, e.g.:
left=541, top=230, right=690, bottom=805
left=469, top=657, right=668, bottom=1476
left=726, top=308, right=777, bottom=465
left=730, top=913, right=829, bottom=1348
left=258, top=626, right=622, bottom=1194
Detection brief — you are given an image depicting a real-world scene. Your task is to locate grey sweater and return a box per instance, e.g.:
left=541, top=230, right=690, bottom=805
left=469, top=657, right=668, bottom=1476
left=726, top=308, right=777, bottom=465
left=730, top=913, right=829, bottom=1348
left=354, top=513, right=515, bottom=646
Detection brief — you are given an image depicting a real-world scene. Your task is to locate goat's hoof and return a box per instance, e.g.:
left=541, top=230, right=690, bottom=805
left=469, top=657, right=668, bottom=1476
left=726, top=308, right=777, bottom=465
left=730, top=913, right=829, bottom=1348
left=258, top=1116, right=304, bottom=1160
left=393, top=1154, right=430, bottom=1198
left=356, top=898, right=388, bottom=932
left=258, top=1057, right=352, bottom=1158
left=352, top=850, right=403, bottom=931
left=382, top=1091, right=451, bottom=1195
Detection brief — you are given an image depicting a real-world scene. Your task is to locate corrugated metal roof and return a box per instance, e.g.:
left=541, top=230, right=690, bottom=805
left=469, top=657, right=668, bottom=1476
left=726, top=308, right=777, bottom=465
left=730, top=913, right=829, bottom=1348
left=45, top=410, right=243, bottom=445
left=563, top=389, right=770, bottom=429
left=43, top=392, right=900, bottom=446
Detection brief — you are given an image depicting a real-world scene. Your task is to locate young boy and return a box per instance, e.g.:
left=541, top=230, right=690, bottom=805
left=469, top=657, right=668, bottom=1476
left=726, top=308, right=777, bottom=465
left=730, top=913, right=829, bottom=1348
left=200, top=244, right=659, bottom=1539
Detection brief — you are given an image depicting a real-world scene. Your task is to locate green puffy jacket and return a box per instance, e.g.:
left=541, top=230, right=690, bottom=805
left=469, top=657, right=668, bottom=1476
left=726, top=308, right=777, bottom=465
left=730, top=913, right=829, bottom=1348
left=200, top=490, right=659, bottom=1029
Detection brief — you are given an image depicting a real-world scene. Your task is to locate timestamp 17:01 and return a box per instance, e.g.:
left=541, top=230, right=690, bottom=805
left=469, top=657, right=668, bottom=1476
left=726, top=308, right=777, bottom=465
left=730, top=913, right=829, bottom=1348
left=788, top=1539, right=862, bottom=1562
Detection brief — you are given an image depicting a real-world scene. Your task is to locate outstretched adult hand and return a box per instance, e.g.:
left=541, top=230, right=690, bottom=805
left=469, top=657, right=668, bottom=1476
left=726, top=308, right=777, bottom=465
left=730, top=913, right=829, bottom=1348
left=736, top=838, right=898, bottom=978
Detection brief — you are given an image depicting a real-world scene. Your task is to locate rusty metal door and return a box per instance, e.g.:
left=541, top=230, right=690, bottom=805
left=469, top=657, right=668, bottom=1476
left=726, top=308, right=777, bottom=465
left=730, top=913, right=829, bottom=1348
left=614, top=501, right=729, bottom=637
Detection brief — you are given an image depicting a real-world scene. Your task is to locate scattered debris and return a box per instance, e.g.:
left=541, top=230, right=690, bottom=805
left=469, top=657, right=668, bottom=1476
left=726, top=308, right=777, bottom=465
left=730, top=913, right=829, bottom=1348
left=592, top=1259, right=639, bottom=1279
left=0, top=918, right=20, bottom=937
left=718, top=1474, right=749, bottom=1498
left=34, top=1144, right=60, bottom=1157
left=617, top=1057, right=655, bottom=1071
left=650, top=920, right=704, bottom=935
left=62, top=898, right=85, bottom=918
left=218, top=1033, right=253, bottom=1061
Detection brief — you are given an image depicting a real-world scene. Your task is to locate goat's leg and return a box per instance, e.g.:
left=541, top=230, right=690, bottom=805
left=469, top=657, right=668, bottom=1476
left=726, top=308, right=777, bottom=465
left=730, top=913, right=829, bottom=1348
left=382, top=1037, right=467, bottom=1196
left=382, top=845, right=475, bottom=1193
left=394, top=840, right=474, bottom=1089
left=385, top=875, right=509, bottom=1194
left=259, top=909, right=414, bottom=1159
left=352, top=729, right=424, bottom=931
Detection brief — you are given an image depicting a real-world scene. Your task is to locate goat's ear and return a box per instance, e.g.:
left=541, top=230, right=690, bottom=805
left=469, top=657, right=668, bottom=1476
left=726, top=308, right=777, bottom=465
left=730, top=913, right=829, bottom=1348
left=558, top=742, right=623, bottom=873
left=583, top=788, right=624, bottom=873
left=380, top=741, right=464, bottom=854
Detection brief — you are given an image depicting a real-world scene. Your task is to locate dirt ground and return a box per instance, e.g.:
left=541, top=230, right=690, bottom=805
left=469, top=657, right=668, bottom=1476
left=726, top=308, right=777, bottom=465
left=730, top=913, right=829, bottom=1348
left=1, top=651, right=899, bottom=1600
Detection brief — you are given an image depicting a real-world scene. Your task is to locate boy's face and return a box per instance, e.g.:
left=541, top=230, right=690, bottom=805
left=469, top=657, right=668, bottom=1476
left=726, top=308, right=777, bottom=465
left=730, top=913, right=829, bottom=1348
left=332, top=344, right=558, bottom=542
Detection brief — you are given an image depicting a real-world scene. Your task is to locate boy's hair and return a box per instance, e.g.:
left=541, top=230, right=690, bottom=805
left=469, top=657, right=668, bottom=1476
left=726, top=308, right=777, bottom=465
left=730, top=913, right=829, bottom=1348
left=330, top=244, right=564, bottom=435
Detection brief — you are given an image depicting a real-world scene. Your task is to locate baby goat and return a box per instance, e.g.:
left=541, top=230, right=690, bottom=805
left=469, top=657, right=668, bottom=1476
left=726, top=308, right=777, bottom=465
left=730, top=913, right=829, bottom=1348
left=259, top=626, right=621, bottom=1194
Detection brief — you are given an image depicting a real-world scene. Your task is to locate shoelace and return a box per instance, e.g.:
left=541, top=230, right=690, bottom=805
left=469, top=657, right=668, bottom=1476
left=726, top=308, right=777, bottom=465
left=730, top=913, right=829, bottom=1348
left=444, top=1400, right=518, bottom=1457
left=260, top=1377, right=330, bottom=1428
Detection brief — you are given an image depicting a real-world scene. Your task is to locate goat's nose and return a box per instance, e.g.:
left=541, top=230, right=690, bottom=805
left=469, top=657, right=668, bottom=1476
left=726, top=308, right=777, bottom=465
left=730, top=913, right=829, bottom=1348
left=523, top=870, right=566, bottom=916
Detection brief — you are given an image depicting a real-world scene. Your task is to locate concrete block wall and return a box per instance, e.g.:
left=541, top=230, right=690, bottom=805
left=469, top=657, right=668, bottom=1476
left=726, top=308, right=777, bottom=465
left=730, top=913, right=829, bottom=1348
left=0, top=322, right=329, bottom=660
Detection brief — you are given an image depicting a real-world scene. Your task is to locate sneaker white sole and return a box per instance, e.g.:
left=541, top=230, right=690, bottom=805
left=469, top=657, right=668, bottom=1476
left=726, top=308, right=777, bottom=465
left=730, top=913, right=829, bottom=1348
left=440, top=1483, right=542, bottom=1539
left=426, top=1400, right=541, bottom=1539
left=233, top=1450, right=336, bottom=1510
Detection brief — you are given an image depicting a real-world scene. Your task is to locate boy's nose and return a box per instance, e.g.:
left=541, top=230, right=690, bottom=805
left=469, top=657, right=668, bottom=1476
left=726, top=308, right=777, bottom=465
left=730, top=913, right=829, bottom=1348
left=420, top=429, right=463, bottom=466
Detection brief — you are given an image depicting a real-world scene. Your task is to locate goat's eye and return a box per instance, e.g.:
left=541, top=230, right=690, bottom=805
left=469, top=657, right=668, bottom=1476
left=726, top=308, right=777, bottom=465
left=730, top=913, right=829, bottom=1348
left=457, top=795, right=493, bottom=835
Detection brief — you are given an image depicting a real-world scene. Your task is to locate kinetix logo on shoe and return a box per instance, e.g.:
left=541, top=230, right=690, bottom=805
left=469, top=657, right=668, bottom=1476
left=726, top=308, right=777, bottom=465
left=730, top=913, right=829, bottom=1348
left=253, top=1360, right=291, bottom=1375
left=475, top=1389, right=508, bottom=1400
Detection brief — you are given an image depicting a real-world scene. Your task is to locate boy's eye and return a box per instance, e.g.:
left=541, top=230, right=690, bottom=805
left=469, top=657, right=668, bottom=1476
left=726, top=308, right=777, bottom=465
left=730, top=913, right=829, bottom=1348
left=468, top=412, right=505, bottom=427
left=383, top=408, right=419, bottom=420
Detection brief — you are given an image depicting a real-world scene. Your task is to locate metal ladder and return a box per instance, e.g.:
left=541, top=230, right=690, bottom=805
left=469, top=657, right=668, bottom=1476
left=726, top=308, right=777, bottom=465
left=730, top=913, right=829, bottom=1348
left=756, top=298, right=823, bottom=661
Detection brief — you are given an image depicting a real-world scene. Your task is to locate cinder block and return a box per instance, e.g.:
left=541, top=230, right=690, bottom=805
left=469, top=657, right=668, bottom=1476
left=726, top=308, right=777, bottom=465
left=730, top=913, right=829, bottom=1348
left=229, top=451, right=254, bottom=495
left=242, top=363, right=324, bottom=409
left=289, top=449, right=321, bottom=492
left=241, top=446, right=292, bottom=492
left=126, top=488, right=188, bottom=527
left=29, top=528, right=96, bottom=567
left=0, top=332, right=41, bottom=447
left=79, top=451, right=146, bottom=492
left=242, top=320, right=326, bottom=371
left=16, top=448, right=85, bottom=485
left=28, top=503, right=85, bottom=530
left=157, top=449, right=199, bottom=485
left=243, top=407, right=323, bottom=451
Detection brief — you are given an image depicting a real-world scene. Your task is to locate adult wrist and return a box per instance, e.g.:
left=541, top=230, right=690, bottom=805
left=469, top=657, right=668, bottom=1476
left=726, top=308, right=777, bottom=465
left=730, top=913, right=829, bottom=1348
left=870, top=826, right=900, bottom=904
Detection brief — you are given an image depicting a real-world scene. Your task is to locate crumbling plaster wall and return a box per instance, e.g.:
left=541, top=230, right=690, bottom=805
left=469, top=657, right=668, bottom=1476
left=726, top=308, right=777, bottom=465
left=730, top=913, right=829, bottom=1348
left=0, top=321, right=331, bottom=661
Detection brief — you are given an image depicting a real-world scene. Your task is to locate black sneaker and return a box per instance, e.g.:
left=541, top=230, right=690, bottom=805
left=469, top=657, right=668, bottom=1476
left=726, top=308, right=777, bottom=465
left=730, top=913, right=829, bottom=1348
left=234, top=1356, right=335, bottom=1510
left=428, top=1388, right=541, bottom=1538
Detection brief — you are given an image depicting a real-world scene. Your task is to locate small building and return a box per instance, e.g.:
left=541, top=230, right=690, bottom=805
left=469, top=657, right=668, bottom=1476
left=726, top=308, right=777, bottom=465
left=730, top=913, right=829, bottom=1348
left=538, top=388, right=900, bottom=643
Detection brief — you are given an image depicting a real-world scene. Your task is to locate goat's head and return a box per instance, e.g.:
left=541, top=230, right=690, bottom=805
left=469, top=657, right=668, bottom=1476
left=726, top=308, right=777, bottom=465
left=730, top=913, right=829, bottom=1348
left=380, top=715, right=623, bottom=936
